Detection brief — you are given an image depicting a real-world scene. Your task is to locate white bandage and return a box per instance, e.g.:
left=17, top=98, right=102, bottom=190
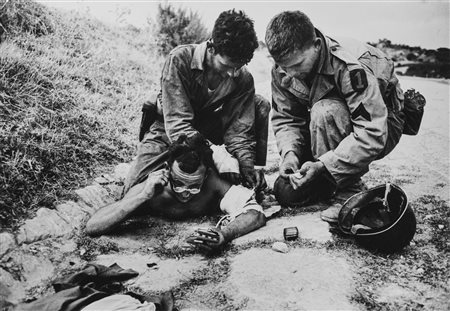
left=210, top=144, right=240, bottom=174
left=220, top=185, right=263, bottom=219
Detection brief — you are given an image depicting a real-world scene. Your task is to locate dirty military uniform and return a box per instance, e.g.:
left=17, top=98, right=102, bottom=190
left=125, top=42, right=269, bottom=192
left=271, top=29, right=405, bottom=192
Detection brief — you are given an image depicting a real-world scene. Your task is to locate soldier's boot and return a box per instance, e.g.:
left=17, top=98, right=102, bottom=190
left=320, top=178, right=368, bottom=224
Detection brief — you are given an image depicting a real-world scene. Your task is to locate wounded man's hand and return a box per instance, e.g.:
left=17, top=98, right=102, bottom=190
left=185, top=227, right=225, bottom=252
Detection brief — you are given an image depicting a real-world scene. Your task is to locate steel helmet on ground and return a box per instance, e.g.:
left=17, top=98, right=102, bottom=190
left=338, top=183, right=416, bottom=253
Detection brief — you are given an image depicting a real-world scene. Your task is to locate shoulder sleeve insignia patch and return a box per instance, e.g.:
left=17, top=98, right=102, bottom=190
left=351, top=103, right=371, bottom=121
left=349, top=69, right=368, bottom=93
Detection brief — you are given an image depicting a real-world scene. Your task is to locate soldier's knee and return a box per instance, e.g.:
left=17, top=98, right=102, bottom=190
left=273, top=176, right=313, bottom=207
left=273, top=174, right=336, bottom=207
left=255, top=94, right=271, bottom=118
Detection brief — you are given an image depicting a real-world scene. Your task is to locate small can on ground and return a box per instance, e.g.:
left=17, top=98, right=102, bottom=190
left=283, top=226, right=299, bottom=241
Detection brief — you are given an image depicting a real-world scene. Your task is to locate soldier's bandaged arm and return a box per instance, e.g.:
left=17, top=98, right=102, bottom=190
left=318, top=68, right=388, bottom=186
left=161, top=53, right=199, bottom=142
left=219, top=185, right=266, bottom=242
left=271, top=69, right=309, bottom=160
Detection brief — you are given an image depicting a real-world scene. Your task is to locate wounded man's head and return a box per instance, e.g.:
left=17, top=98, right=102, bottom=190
left=167, top=134, right=214, bottom=202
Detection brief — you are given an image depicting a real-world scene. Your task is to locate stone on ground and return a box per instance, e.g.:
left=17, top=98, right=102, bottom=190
left=16, top=208, right=73, bottom=244
left=0, top=233, right=16, bottom=258
left=56, top=201, right=88, bottom=228
left=0, top=269, right=25, bottom=305
left=75, top=185, right=114, bottom=214
left=114, top=163, right=131, bottom=181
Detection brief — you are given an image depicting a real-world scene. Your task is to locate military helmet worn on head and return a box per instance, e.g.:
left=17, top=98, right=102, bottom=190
left=338, top=183, right=416, bottom=253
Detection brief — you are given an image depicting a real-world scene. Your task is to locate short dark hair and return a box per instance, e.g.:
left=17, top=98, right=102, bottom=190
left=265, top=11, right=316, bottom=62
left=210, top=9, right=258, bottom=64
left=168, top=134, right=214, bottom=174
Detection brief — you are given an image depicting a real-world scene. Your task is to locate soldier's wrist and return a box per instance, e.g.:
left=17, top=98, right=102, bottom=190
left=239, top=160, right=254, bottom=171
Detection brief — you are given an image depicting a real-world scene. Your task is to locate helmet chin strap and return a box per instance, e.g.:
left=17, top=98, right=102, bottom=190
left=171, top=161, right=205, bottom=184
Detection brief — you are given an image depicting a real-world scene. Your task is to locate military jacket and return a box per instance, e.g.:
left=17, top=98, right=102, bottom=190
left=271, top=30, right=404, bottom=185
left=158, top=42, right=257, bottom=168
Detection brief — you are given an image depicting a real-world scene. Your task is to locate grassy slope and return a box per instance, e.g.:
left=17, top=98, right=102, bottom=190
left=0, top=0, right=164, bottom=229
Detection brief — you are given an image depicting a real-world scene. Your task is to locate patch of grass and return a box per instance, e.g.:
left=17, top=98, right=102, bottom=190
left=172, top=258, right=233, bottom=310
left=74, top=234, right=119, bottom=261
left=276, top=201, right=329, bottom=217
left=343, top=213, right=450, bottom=310
left=0, top=0, right=55, bottom=41
left=0, top=0, right=164, bottom=230
left=412, top=195, right=450, bottom=253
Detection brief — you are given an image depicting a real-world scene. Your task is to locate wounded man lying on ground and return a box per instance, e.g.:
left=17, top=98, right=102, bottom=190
left=85, top=134, right=266, bottom=251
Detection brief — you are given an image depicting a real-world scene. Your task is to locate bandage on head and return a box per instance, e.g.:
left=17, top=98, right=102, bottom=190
left=169, top=160, right=206, bottom=194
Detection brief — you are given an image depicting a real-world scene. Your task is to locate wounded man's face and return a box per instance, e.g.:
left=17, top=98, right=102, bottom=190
left=169, top=160, right=208, bottom=203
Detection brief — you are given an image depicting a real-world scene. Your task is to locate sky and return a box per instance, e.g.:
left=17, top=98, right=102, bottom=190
left=39, top=0, right=449, bottom=49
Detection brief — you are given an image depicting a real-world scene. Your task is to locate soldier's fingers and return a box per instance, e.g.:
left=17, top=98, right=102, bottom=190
left=295, top=173, right=313, bottom=189
left=196, top=229, right=217, bottom=236
left=186, top=237, right=203, bottom=244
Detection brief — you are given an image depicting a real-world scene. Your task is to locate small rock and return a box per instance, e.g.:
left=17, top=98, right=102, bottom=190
left=0, top=233, right=16, bottom=258
left=16, top=208, right=73, bottom=244
left=438, top=225, right=444, bottom=230
left=424, top=215, right=433, bottom=220
left=102, top=174, right=115, bottom=182
left=94, top=176, right=111, bottom=185
left=80, top=249, right=86, bottom=256
left=416, top=268, right=424, bottom=274
left=114, top=163, right=131, bottom=181
left=272, top=242, right=289, bottom=253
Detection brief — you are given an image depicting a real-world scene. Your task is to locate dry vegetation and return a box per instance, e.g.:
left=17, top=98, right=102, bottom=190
left=0, top=0, right=164, bottom=230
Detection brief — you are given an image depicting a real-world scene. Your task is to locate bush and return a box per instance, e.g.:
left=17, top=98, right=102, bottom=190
left=436, top=48, right=450, bottom=63
left=404, top=63, right=450, bottom=79
left=156, top=4, right=209, bottom=55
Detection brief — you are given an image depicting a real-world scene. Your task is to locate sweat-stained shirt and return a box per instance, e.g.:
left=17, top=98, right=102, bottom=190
left=155, top=41, right=257, bottom=169
left=271, top=29, right=405, bottom=186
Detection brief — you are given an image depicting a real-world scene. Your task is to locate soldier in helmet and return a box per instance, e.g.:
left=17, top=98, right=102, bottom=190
left=265, top=11, right=425, bottom=222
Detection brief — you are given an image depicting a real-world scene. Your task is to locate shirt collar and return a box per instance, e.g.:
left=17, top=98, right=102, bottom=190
left=315, top=28, right=335, bottom=76
left=191, top=41, right=209, bottom=71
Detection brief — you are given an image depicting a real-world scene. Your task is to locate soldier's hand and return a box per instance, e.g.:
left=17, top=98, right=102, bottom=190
left=280, top=151, right=300, bottom=179
left=240, top=166, right=256, bottom=189
left=220, top=172, right=241, bottom=185
left=186, top=227, right=225, bottom=252
left=253, top=169, right=267, bottom=191
left=289, top=161, right=325, bottom=190
left=142, top=168, right=169, bottom=198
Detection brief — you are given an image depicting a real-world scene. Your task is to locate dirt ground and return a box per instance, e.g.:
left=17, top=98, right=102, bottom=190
left=0, top=51, right=449, bottom=310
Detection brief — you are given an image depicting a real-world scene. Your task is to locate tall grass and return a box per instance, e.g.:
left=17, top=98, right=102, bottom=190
left=0, top=0, right=164, bottom=229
